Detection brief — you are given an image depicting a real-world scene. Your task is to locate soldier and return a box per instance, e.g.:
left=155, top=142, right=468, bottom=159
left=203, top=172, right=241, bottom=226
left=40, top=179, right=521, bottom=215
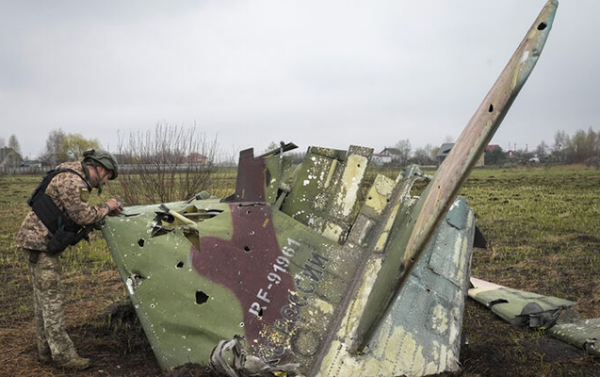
left=15, top=149, right=124, bottom=370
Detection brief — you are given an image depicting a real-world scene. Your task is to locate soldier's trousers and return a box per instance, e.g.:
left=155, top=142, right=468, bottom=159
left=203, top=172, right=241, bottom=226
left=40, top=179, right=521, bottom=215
left=27, top=249, right=79, bottom=362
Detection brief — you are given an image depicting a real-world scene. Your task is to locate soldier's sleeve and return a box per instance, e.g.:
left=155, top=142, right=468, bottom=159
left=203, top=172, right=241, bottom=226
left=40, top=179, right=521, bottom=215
left=57, top=174, right=111, bottom=226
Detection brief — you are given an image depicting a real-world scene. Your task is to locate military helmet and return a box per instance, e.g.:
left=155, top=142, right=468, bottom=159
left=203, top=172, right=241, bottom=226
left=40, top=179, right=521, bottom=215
left=83, top=149, right=119, bottom=180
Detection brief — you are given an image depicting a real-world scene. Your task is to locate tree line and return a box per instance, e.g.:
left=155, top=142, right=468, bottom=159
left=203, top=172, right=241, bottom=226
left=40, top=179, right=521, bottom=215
left=483, top=128, right=600, bottom=165
left=391, top=128, right=600, bottom=166
left=0, top=125, right=219, bottom=205
left=2, top=126, right=599, bottom=172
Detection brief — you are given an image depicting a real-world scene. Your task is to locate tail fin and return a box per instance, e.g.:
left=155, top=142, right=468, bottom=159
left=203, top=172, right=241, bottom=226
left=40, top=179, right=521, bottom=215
left=353, top=0, right=559, bottom=350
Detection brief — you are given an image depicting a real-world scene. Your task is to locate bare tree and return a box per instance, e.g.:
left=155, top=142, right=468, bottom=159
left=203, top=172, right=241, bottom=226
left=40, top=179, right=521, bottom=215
left=535, top=141, right=550, bottom=160
left=8, top=134, right=21, bottom=156
left=553, top=130, right=570, bottom=152
left=59, top=134, right=100, bottom=161
left=411, top=144, right=435, bottom=165
left=40, top=129, right=66, bottom=166
left=117, top=123, right=219, bottom=205
left=551, top=128, right=599, bottom=163
left=394, top=139, right=411, bottom=166
left=263, top=142, right=279, bottom=154
left=585, top=127, right=599, bottom=158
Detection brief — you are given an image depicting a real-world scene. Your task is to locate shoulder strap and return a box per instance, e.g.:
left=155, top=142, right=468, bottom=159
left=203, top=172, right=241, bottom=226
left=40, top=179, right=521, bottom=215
left=27, top=168, right=88, bottom=207
left=27, top=168, right=89, bottom=234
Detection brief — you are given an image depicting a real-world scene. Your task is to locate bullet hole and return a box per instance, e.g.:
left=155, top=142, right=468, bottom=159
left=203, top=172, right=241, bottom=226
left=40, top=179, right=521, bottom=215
left=246, top=210, right=252, bottom=214
left=258, top=308, right=264, bottom=317
left=357, top=164, right=361, bottom=168
left=138, top=238, right=145, bottom=247
left=368, top=196, right=373, bottom=200
left=265, top=170, right=272, bottom=186
left=244, top=246, right=251, bottom=253
left=537, top=22, right=547, bottom=31
left=488, top=104, right=494, bottom=112
left=176, top=262, right=184, bottom=269
left=196, top=291, right=209, bottom=305
left=386, top=198, right=390, bottom=203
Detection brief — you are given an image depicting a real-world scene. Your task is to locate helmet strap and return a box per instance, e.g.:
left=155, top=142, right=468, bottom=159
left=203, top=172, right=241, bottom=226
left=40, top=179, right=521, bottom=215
left=91, top=165, right=107, bottom=195
left=81, top=161, right=92, bottom=182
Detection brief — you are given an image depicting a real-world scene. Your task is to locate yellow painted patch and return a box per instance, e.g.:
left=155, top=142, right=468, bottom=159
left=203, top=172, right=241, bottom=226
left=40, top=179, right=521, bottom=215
left=262, top=218, right=269, bottom=228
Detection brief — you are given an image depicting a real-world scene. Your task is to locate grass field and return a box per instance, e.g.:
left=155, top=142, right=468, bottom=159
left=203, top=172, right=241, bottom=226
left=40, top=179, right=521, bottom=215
left=0, top=165, right=599, bottom=376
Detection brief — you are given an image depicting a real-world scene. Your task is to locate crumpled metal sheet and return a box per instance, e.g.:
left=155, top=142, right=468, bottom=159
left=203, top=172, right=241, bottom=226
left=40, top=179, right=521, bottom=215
left=468, top=277, right=576, bottom=327
left=101, top=1, right=560, bottom=375
left=314, top=196, right=476, bottom=377
left=469, top=278, right=600, bottom=359
left=549, top=317, right=600, bottom=358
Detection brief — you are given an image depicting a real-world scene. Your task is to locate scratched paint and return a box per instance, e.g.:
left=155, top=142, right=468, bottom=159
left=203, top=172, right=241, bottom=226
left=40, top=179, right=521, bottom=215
left=101, top=3, right=558, bottom=374
left=335, top=154, right=369, bottom=217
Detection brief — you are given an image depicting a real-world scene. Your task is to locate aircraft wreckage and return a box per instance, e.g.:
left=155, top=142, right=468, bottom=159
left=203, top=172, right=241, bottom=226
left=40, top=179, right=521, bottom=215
left=102, top=1, right=597, bottom=375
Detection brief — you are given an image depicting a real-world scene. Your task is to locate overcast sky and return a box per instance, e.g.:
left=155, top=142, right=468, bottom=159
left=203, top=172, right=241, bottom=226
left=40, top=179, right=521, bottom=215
left=1, top=0, right=598, bottom=160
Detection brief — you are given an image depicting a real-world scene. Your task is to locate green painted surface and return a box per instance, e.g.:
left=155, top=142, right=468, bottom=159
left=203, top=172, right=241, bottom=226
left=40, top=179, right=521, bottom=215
left=550, top=318, right=600, bottom=357
left=100, top=3, right=560, bottom=373
left=103, top=202, right=243, bottom=369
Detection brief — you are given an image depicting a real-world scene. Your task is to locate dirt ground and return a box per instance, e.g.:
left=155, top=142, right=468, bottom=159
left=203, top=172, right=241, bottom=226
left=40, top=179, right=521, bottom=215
left=2, top=168, right=600, bottom=376
left=1, top=263, right=599, bottom=377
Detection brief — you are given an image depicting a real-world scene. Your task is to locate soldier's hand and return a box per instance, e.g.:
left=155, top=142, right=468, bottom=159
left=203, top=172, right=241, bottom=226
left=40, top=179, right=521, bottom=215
left=105, top=198, right=124, bottom=216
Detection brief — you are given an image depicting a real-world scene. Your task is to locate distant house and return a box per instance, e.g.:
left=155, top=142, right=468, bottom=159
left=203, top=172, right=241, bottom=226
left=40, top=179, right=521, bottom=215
left=379, top=147, right=403, bottom=163
left=436, top=143, right=494, bottom=167
left=20, top=160, right=42, bottom=168
left=372, top=153, right=392, bottom=166
left=435, top=143, right=455, bottom=165
left=184, top=152, right=209, bottom=165
left=0, top=147, right=22, bottom=172
left=487, top=144, right=501, bottom=153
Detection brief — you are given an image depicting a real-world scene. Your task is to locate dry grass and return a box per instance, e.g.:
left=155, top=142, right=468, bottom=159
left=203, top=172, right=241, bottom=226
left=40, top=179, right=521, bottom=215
left=1, top=165, right=600, bottom=376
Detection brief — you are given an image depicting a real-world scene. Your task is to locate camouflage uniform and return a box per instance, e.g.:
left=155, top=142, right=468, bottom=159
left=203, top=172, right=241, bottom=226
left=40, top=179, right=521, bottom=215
left=15, top=160, right=110, bottom=363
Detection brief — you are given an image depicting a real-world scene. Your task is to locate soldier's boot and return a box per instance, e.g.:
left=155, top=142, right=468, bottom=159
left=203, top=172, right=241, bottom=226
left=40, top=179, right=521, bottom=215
left=38, top=349, right=52, bottom=364
left=37, top=341, right=52, bottom=363
left=56, top=356, right=92, bottom=370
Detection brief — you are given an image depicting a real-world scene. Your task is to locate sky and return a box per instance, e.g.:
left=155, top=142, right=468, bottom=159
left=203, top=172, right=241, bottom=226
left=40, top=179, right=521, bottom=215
left=1, top=0, right=598, bottom=160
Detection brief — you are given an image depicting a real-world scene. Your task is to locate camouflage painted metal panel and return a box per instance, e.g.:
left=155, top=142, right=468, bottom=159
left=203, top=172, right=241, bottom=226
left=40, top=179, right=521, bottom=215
left=469, top=278, right=600, bottom=359
left=281, top=145, right=373, bottom=243
left=103, top=145, right=376, bottom=371
left=468, top=277, right=576, bottom=326
left=101, top=1, right=559, bottom=375
left=314, top=196, right=475, bottom=376
left=103, top=162, right=475, bottom=375
left=103, top=199, right=236, bottom=368
left=550, top=318, right=600, bottom=358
